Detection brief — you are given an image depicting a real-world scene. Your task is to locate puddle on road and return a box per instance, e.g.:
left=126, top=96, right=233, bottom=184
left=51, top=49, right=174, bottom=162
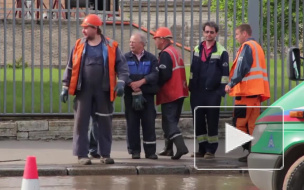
left=0, top=174, right=258, bottom=190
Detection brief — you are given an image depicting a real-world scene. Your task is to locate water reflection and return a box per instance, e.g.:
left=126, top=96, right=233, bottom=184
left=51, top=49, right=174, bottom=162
left=180, top=177, right=198, bottom=190
left=0, top=174, right=258, bottom=190
left=155, top=177, right=166, bottom=190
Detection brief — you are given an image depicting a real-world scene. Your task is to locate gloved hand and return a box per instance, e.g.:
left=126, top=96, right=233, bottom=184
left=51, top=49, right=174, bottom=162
left=60, top=87, right=69, bottom=103
left=114, top=80, right=125, bottom=97
left=132, top=91, right=147, bottom=111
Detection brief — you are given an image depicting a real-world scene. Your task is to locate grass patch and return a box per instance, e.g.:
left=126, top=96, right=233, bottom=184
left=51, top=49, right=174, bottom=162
left=0, top=60, right=300, bottom=114
left=0, top=68, right=124, bottom=113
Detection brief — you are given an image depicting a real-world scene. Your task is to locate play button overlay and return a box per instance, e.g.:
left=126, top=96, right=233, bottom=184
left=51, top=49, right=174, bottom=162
left=193, top=106, right=284, bottom=171
left=225, top=123, right=254, bottom=153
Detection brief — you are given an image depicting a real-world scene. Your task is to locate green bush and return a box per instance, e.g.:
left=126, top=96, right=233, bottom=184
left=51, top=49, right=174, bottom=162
left=7, top=57, right=28, bottom=69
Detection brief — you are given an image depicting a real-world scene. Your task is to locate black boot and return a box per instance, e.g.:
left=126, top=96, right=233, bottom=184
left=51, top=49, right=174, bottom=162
left=238, top=142, right=251, bottom=163
left=158, top=138, right=174, bottom=156
left=171, top=135, right=189, bottom=160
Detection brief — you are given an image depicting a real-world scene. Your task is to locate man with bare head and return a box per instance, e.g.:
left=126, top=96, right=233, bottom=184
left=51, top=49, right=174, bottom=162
left=124, top=31, right=159, bottom=159
left=189, top=21, right=229, bottom=159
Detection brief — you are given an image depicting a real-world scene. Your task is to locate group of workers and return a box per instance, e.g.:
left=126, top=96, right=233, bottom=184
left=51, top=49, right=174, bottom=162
left=60, top=14, right=270, bottom=165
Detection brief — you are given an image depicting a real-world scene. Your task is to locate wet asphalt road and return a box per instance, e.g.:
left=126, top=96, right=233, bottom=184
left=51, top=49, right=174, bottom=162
left=0, top=174, right=258, bottom=190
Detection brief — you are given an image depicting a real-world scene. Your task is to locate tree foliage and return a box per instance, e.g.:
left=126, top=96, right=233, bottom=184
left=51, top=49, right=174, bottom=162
left=208, top=0, right=303, bottom=53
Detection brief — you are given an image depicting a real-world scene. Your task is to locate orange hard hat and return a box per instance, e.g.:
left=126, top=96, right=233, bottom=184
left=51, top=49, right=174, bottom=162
left=81, top=14, right=102, bottom=27
left=153, top=27, right=173, bottom=39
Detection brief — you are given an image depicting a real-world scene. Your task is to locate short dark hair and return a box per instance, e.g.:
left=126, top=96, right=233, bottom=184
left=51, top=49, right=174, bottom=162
left=97, top=27, right=102, bottom=35
left=203, top=21, right=219, bottom=33
left=236, top=24, right=252, bottom=36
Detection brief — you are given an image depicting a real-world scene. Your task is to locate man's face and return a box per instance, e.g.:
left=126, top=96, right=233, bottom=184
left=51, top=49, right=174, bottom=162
left=130, top=35, right=144, bottom=54
left=154, top=37, right=163, bottom=50
left=235, top=29, right=246, bottom=44
left=203, top=26, right=217, bottom=42
left=82, top=26, right=97, bottom=40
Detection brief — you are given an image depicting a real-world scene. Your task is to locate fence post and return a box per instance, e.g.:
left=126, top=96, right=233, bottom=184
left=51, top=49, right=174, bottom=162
left=248, top=0, right=260, bottom=42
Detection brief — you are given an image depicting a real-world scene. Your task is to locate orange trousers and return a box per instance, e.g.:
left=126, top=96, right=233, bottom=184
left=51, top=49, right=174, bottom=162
left=233, top=96, right=261, bottom=135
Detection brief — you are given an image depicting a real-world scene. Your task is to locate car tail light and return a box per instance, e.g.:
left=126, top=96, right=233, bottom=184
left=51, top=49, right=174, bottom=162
left=289, top=111, right=304, bottom=118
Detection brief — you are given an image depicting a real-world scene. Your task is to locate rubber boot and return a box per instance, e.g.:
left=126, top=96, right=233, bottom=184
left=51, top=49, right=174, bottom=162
left=238, top=142, right=251, bottom=163
left=158, top=138, right=174, bottom=156
left=171, top=135, right=189, bottom=160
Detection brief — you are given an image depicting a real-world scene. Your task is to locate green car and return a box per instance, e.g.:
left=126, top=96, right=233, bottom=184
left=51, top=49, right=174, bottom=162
left=248, top=47, right=304, bottom=190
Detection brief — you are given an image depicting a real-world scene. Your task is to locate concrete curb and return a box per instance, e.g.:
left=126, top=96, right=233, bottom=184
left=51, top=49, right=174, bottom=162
left=0, top=166, right=67, bottom=177
left=0, top=164, right=248, bottom=177
left=0, top=168, right=24, bottom=177
left=67, top=166, right=137, bottom=176
left=136, top=165, right=189, bottom=175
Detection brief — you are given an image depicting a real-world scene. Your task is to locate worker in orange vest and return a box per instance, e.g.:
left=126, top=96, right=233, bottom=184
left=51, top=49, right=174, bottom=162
left=153, top=27, right=189, bottom=160
left=60, top=14, right=129, bottom=165
left=225, top=23, right=270, bottom=162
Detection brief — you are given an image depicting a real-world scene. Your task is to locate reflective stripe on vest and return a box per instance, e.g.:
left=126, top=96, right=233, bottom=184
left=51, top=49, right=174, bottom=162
left=165, top=47, right=185, bottom=71
left=194, top=46, right=200, bottom=57
left=241, top=41, right=268, bottom=82
left=229, top=40, right=270, bottom=102
left=69, top=38, right=86, bottom=95
left=156, top=45, right=189, bottom=105
left=210, top=54, right=220, bottom=59
left=221, top=76, right=229, bottom=83
left=212, top=44, right=227, bottom=86
left=193, top=42, right=226, bottom=60
left=69, top=37, right=118, bottom=102
left=106, top=38, right=118, bottom=102
left=192, top=42, right=227, bottom=82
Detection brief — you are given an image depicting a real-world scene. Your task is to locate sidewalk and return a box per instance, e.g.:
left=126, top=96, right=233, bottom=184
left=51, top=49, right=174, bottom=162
left=0, top=139, right=248, bottom=176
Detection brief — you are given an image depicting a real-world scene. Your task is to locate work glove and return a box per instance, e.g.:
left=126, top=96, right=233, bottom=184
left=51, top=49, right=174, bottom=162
left=114, top=80, right=125, bottom=97
left=132, top=91, right=147, bottom=111
left=60, top=87, right=69, bottom=103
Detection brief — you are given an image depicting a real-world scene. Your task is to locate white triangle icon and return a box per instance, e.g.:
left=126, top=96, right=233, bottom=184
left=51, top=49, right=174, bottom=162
left=225, top=123, right=254, bottom=153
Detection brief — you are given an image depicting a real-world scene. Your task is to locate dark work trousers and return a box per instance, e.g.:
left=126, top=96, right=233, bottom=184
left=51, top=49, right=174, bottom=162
left=124, top=94, right=157, bottom=156
left=88, top=116, right=99, bottom=156
left=161, top=98, right=184, bottom=140
left=73, top=64, right=113, bottom=158
left=74, top=100, right=99, bottom=156
left=190, top=90, right=221, bottom=154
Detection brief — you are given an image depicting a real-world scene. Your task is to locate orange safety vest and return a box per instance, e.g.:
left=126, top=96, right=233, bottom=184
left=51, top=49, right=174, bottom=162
left=156, top=45, right=189, bottom=105
left=69, top=37, right=118, bottom=102
left=229, top=40, right=270, bottom=102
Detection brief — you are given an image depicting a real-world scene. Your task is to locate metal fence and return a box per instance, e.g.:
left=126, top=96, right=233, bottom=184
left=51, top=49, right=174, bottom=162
left=0, top=0, right=303, bottom=116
